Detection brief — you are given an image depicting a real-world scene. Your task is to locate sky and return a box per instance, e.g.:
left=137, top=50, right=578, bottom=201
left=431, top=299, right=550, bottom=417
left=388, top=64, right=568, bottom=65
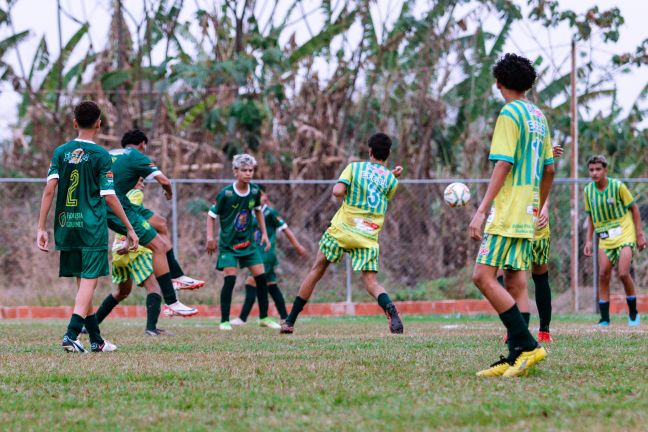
left=0, top=0, right=646, bottom=141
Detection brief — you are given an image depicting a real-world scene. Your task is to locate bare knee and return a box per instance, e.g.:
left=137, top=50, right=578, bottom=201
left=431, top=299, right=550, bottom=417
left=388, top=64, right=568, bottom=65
left=361, top=272, right=378, bottom=292
left=147, top=236, right=167, bottom=253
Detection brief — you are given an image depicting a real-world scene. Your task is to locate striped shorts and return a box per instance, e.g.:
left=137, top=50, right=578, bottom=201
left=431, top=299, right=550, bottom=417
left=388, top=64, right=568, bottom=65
left=476, top=234, right=532, bottom=271
left=319, top=231, right=379, bottom=272
left=112, top=249, right=154, bottom=286
left=532, top=238, right=550, bottom=266
left=602, top=242, right=635, bottom=266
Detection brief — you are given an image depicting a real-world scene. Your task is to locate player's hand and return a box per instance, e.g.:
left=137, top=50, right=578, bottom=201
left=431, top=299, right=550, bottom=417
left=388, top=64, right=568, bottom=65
left=537, top=206, right=549, bottom=229
left=392, top=166, right=403, bottom=178
left=37, top=229, right=49, bottom=252
left=164, top=189, right=172, bottom=200
left=206, top=239, right=217, bottom=255
left=261, top=235, right=271, bottom=252
left=584, top=241, right=592, bottom=257
left=552, top=145, right=563, bottom=159
left=126, top=229, right=139, bottom=251
left=295, top=244, right=308, bottom=257
left=637, top=232, right=647, bottom=252
left=469, top=211, right=486, bottom=241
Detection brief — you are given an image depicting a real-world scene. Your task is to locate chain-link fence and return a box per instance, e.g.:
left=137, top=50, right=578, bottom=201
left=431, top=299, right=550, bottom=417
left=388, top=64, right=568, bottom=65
left=1, top=178, right=647, bottom=310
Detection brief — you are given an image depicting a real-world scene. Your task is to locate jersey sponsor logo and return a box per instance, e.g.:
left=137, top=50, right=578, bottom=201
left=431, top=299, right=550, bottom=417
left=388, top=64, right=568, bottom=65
left=58, top=211, right=84, bottom=228
left=233, top=241, right=251, bottom=250
left=234, top=209, right=250, bottom=232
left=354, top=218, right=380, bottom=233
left=361, top=166, right=389, bottom=187
left=64, top=148, right=89, bottom=164
left=248, top=201, right=255, bottom=209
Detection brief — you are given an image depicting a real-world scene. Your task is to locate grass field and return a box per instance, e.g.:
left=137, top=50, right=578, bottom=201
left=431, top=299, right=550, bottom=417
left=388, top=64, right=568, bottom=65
left=0, top=315, right=646, bottom=431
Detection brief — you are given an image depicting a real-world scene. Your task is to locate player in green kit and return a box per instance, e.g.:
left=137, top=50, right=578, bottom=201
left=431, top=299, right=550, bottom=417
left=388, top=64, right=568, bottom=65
left=102, top=129, right=197, bottom=319
left=36, top=101, right=139, bottom=353
left=206, top=154, right=277, bottom=330
left=583, top=155, right=646, bottom=326
left=470, top=54, right=555, bottom=377
left=230, top=185, right=308, bottom=325
left=280, top=133, right=404, bottom=335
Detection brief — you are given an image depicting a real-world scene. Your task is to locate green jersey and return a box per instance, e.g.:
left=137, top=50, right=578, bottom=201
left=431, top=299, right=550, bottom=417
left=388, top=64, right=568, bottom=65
left=46, top=139, right=115, bottom=251
left=208, top=183, right=262, bottom=250
left=330, top=162, right=398, bottom=245
left=109, top=147, right=160, bottom=200
left=253, top=205, right=287, bottom=258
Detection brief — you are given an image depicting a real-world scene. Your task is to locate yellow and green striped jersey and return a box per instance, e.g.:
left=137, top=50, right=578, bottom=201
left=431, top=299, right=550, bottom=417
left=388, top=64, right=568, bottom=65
left=329, top=162, right=398, bottom=241
left=485, top=100, right=554, bottom=239
left=584, top=178, right=635, bottom=233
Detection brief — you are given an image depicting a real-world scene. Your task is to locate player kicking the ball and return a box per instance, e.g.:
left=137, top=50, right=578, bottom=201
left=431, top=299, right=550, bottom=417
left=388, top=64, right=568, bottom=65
left=280, top=132, right=403, bottom=335
left=469, top=54, right=555, bottom=377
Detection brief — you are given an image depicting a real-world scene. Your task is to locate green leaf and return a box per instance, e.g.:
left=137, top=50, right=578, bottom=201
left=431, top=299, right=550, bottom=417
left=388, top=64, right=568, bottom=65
left=288, top=9, right=357, bottom=64
left=40, top=23, right=89, bottom=92
left=28, top=36, right=49, bottom=81
left=100, top=69, right=130, bottom=91
left=0, top=30, right=30, bottom=58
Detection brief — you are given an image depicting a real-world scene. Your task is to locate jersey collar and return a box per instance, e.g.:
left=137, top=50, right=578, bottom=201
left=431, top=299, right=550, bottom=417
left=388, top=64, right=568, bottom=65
left=232, top=182, right=250, bottom=197
left=74, top=138, right=97, bottom=144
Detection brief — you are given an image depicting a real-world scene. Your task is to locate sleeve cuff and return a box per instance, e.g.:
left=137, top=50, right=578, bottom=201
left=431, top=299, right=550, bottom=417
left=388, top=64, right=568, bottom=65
left=337, top=179, right=351, bottom=185
left=544, top=158, right=555, bottom=166
left=100, top=190, right=116, bottom=196
left=145, top=170, right=163, bottom=181
left=46, top=174, right=59, bottom=181
left=208, top=210, right=217, bottom=219
left=624, top=199, right=636, bottom=210
left=277, top=224, right=288, bottom=232
left=254, top=206, right=262, bottom=211
left=489, top=154, right=514, bottom=164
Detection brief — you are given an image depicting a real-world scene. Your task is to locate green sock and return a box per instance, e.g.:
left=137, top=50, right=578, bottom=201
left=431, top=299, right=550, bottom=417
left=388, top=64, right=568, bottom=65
left=286, top=296, right=307, bottom=325
left=377, top=293, right=392, bottom=312
left=84, top=314, right=104, bottom=346
left=146, top=293, right=162, bottom=331
left=96, top=294, right=120, bottom=324
left=268, top=284, right=288, bottom=320
left=156, top=273, right=177, bottom=305
left=65, top=314, right=85, bottom=340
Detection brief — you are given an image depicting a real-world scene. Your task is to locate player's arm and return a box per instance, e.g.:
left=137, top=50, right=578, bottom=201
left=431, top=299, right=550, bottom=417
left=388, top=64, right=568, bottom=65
left=629, top=203, right=647, bottom=251
left=255, top=207, right=271, bottom=251
left=105, top=195, right=139, bottom=251
left=538, top=163, right=555, bottom=212
left=469, top=161, right=512, bottom=240
left=537, top=197, right=550, bottom=230
left=153, top=172, right=173, bottom=200
left=333, top=164, right=352, bottom=200
left=332, top=182, right=347, bottom=199
left=206, top=205, right=218, bottom=255
left=282, top=226, right=307, bottom=257
left=584, top=215, right=595, bottom=257
left=36, top=179, right=58, bottom=252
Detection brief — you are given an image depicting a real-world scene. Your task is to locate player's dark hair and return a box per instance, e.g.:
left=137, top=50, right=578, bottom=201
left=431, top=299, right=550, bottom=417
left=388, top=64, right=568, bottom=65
left=121, top=129, right=149, bottom=148
left=368, top=132, right=392, bottom=161
left=587, top=154, right=608, bottom=168
left=74, top=101, right=101, bottom=129
left=492, top=53, right=537, bottom=93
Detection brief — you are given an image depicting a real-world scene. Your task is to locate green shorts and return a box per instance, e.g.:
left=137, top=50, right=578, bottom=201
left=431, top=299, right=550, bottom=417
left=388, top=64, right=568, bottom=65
left=137, top=205, right=155, bottom=221
left=107, top=201, right=157, bottom=246
left=602, top=243, right=635, bottom=266
left=532, top=238, right=550, bottom=266
left=319, top=231, right=379, bottom=272
left=216, top=244, right=263, bottom=270
left=476, top=233, right=532, bottom=271
left=59, top=250, right=109, bottom=279
left=112, top=249, right=154, bottom=286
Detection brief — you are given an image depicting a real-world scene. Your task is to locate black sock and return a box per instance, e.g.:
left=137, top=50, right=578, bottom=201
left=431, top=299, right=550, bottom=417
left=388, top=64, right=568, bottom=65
left=268, top=284, right=288, bottom=319
left=627, top=296, right=637, bottom=320
left=522, top=312, right=531, bottom=327
left=95, top=294, right=120, bottom=324
left=255, top=274, right=269, bottom=319
left=220, top=275, right=236, bottom=323
left=239, top=284, right=256, bottom=322
left=166, top=250, right=184, bottom=279
left=286, top=296, right=307, bottom=325
left=84, top=314, right=104, bottom=346
left=65, top=313, right=85, bottom=340
left=377, top=293, right=392, bottom=312
left=146, top=293, right=162, bottom=331
left=156, top=273, right=177, bottom=305
left=499, top=304, right=537, bottom=361
left=496, top=275, right=505, bottom=287
left=533, top=272, right=552, bottom=332
left=599, top=301, right=610, bottom=322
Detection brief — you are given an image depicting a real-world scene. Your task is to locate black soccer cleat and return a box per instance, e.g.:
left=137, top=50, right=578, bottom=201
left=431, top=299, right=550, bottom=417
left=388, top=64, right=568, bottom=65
left=279, top=321, right=294, bottom=334
left=62, top=335, right=86, bottom=353
left=385, top=303, right=404, bottom=334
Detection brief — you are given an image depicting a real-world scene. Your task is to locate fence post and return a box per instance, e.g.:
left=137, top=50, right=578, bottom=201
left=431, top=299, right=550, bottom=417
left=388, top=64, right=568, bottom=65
left=345, top=255, right=354, bottom=316
left=593, top=233, right=599, bottom=313
left=171, top=180, right=178, bottom=254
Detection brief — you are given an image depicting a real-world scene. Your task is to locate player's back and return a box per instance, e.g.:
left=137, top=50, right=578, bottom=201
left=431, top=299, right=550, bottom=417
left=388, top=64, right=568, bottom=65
left=330, top=162, right=398, bottom=240
left=49, top=139, right=114, bottom=251
left=109, top=147, right=156, bottom=198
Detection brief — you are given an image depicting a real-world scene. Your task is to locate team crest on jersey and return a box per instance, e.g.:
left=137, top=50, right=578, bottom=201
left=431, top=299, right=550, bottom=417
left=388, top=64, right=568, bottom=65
left=64, top=148, right=89, bottom=164
left=225, top=190, right=233, bottom=197
left=248, top=201, right=255, bottom=209
left=234, top=210, right=250, bottom=232
left=58, top=212, right=67, bottom=227
left=607, top=197, right=615, bottom=205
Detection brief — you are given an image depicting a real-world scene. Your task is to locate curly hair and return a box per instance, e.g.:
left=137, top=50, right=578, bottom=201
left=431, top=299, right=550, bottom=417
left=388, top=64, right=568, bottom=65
left=587, top=154, right=608, bottom=168
left=368, top=132, right=392, bottom=161
left=492, top=53, right=537, bottom=93
left=121, top=129, right=149, bottom=148
left=233, top=153, right=257, bottom=169
left=74, top=101, right=101, bottom=129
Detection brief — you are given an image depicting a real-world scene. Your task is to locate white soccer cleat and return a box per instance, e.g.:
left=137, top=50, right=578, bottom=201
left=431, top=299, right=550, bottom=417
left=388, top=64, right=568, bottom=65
left=219, top=321, right=233, bottom=331
left=259, top=317, right=281, bottom=329
left=172, top=275, right=205, bottom=291
left=164, top=301, right=198, bottom=317
left=230, top=317, right=246, bottom=326
left=62, top=335, right=86, bottom=353
left=91, top=340, right=118, bottom=352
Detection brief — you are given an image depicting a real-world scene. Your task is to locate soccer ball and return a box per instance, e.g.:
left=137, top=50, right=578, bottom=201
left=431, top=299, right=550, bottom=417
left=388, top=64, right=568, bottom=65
left=443, top=182, right=471, bottom=207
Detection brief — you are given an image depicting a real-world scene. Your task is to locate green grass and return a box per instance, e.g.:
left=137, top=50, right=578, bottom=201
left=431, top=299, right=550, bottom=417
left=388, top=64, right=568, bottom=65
left=0, top=315, right=646, bottom=431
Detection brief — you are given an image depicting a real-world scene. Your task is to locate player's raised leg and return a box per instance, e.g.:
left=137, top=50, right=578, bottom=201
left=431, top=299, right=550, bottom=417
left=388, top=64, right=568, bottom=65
left=360, top=271, right=403, bottom=334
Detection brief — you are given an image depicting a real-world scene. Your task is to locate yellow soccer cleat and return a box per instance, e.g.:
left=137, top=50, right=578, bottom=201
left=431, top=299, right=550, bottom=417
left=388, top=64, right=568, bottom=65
left=476, top=356, right=510, bottom=377
left=502, top=346, right=547, bottom=377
